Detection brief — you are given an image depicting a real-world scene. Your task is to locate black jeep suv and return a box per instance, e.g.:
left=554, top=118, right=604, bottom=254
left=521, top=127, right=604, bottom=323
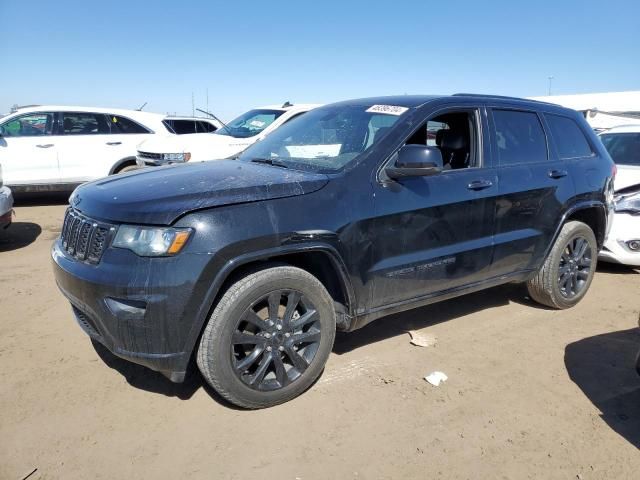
left=52, top=95, right=615, bottom=408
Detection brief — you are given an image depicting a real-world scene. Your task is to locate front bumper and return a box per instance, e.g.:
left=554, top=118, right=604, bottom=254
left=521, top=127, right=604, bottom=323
left=136, top=155, right=186, bottom=168
left=0, top=186, right=14, bottom=228
left=598, top=212, right=640, bottom=267
left=52, top=238, right=211, bottom=382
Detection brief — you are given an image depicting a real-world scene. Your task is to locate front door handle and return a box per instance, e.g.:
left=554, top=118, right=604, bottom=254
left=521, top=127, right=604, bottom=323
left=106, top=141, right=122, bottom=146
left=467, top=179, right=493, bottom=191
left=548, top=169, right=568, bottom=179
left=36, top=143, right=54, bottom=148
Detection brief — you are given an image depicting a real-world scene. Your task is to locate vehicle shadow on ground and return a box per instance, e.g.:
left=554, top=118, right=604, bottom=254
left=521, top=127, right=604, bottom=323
left=565, top=327, right=640, bottom=449
left=0, top=222, right=42, bottom=252
left=596, top=262, right=640, bottom=275
left=333, top=284, right=525, bottom=354
left=90, top=340, right=241, bottom=408
left=13, top=191, right=70, bottom=207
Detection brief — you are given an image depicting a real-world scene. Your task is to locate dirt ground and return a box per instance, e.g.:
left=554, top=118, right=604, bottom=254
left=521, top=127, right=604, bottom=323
left=1, top=197, right=639, bottom=480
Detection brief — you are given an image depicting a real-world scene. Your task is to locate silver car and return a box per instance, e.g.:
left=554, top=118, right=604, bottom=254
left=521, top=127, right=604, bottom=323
left=0, top=164, right=14, bottom=229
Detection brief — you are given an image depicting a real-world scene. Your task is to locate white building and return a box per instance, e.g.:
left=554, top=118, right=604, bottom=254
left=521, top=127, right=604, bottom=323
left=529, top=91, right=640, bottom=131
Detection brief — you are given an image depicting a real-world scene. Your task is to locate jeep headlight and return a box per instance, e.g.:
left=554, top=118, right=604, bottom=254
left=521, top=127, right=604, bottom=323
left=113, top=225, right=192, bottom=256
left=162, top=152, right=191, bottom=162
left=614, top=192, right=640, bottom=215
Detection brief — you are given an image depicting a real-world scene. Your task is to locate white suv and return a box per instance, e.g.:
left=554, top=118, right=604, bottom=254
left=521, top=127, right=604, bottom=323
left=598, top=125, right=640, bottom=266
left=136, top=103, right=321, bottom=166
left=0, top=106, right=178, bottom=191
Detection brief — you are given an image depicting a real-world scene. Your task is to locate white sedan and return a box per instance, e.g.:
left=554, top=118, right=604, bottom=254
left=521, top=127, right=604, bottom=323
left=598, top=125, right=640, bottom=266
left=136, top=103, right=321, bottom=166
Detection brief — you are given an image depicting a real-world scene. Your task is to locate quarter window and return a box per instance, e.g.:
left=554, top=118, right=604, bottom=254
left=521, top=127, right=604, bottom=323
left=1, top=112, right=54, bottom=137
left=109, top=115, right=150, bottom=134
left=545, top=114, right=593, bottom=159
left=62, top=112, right=110, bottom=135
left=492, top=109, right=547, bottom=165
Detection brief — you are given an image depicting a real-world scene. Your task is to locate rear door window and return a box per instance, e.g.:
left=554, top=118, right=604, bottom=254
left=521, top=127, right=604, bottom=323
left=545, top=114, right=593, bottom=159
left=491, top=109, right=547, bottom=165
left=62, top=112, right=110, bottom=135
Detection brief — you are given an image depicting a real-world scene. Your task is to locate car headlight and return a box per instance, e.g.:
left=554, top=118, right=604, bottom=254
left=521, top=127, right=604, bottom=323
left=162, top=152, right=191, bottom=162
left=614, top=192, right=640, bottom=215
left=113, top=225, right=192, bottom=256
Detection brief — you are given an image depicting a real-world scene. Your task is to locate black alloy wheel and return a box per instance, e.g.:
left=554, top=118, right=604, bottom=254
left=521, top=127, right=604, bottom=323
left=557, top=235, right=592, bottom=298
left=231, top=290, right=321, bottom=391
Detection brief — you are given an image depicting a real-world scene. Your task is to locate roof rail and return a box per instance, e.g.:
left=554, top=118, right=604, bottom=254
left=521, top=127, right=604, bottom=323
left=452, top=93, right=553, bottom=104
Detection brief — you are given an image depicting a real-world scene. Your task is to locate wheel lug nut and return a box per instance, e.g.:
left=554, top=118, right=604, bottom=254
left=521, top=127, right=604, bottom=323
left=264, top=333, right=271, bottom=339
left=278, top=346, right=284, bottom=351
left=268, top=320, right=274, bottom=327
left=266, top=346, right=272, bottom=352
left=276, top=324, right=282, bottom=331
left=285, top=332, right=291, bottom=338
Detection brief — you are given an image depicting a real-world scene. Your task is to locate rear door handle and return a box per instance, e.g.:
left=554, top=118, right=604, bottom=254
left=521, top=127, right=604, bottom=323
left=36, top=143, right=54, bottom=148
left=548, top=169, right=568, bottom=179
left=467, top=179, right=493, bottom=191
left=106, top=141, right=122, bottom=146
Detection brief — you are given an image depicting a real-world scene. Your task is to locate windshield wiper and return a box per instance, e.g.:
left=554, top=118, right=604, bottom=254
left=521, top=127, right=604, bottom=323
left=249, top=158, right=289, bottom=168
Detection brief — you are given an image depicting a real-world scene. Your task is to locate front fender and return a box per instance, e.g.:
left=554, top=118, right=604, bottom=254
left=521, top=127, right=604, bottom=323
left=180, top=240, right=356, bottom=363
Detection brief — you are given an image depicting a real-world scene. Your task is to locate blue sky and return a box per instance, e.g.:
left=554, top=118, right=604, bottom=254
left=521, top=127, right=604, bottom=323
left=1, top=0, right=638, bottom=119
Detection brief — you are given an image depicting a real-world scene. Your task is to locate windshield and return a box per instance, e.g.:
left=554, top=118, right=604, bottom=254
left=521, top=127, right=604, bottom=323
left=237, top=104, right=404, bottom=173
left=215, top=109, right=284, bottom=138
left=600, top=132, right=640, bottom=166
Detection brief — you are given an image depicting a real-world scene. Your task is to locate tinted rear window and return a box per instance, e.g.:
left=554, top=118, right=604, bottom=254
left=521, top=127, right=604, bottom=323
left=545, top=114, right=593, bottom=159
left=492, top=109, right=547, bottom=165
left=163, top=119, right=217, bottom=134
left=600, top=132, right=640, bottom=166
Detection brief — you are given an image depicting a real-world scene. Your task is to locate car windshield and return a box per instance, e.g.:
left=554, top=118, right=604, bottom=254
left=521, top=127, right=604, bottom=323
left=600, top=132, right=640, bottom=166
left=215, top=109, right=285, bottom=138
left=237, top=104, right=405, bottom=173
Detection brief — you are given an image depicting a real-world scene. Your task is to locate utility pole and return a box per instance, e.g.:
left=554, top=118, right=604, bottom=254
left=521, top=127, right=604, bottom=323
left=547, top=76, right=554, bottom=96
left=206, top=88, right=209, bottom=116
left=191, top=92, right=195, bottom=117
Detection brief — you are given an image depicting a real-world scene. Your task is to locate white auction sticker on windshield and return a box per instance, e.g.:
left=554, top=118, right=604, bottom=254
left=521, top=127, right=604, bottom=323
left=286, top=144, right=341, bottom=158
left=366, top=105, right=409, bottom=116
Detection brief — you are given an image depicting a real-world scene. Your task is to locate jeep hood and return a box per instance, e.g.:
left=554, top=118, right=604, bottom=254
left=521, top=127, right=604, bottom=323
left=71, top=160, right=329, bottom=225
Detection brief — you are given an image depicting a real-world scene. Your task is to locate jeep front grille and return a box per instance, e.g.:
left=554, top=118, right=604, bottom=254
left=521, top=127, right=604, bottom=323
left=60, top=208, right=114, bottom=264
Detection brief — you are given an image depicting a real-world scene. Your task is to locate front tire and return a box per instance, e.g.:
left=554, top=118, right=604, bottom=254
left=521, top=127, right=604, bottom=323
left=527, top=221, right=597, bottom=309
left=116, top=164, right=139, bottom=174
left=197, top=266, right=336, bottom=409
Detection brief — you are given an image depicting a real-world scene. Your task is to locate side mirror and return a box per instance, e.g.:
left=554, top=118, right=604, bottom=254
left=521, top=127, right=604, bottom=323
left=385, top=145, right=443, bottom=179
left=0, top=126, right=5, bottom=137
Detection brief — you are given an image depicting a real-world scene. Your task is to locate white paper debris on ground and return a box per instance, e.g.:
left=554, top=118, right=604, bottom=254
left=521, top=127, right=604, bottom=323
left=408, top=330, right=437, bottom=348
left=424, top=371, right=448, bottom=387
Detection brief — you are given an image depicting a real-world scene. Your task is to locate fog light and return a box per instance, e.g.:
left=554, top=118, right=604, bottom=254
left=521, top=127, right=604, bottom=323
left=627, top=240, right=640, bottom=251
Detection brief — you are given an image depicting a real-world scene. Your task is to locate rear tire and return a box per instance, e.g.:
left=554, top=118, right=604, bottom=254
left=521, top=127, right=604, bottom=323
left=197, top=266, right=336, bottom=409
left=527, top=221, right=597, bottom=309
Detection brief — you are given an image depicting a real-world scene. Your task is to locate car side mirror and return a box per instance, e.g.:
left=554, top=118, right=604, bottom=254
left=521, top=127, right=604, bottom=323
left=0, top=126, right=5, bottom=137
left=385, top=145, right=443, bottom=179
